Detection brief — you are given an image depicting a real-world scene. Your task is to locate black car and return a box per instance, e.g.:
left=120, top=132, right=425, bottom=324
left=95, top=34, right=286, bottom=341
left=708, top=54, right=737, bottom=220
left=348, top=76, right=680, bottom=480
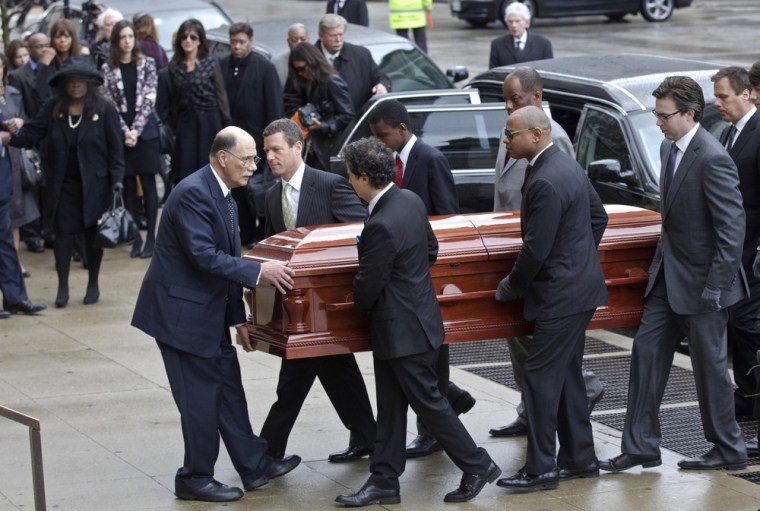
left=451, top=0, right=693, bottom=27
left=466, top=53, right=727, bottom=212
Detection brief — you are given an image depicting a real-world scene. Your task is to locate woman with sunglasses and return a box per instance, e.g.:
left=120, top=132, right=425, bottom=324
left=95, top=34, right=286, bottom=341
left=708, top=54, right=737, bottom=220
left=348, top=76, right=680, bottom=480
left=284, top=42, right=354, bottom=171
left=102, top=20, right=160, bottom=259
left=165, top=19, right=230, bottom=185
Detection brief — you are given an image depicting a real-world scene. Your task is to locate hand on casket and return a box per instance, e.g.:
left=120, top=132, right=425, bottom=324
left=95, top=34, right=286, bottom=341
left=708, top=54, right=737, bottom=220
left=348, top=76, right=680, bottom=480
left=495, top=276, right=517, bottom=302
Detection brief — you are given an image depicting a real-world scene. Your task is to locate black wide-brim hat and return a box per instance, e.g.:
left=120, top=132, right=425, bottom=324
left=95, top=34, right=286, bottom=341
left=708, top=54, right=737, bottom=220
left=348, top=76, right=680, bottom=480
left=48, top=56, right=104, bottom=88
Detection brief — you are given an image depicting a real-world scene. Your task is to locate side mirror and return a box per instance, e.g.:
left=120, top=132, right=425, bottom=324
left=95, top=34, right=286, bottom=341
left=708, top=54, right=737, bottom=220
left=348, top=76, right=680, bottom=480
left=446, top=66, right=469, bottom=83
left=588, top=159, right=640, bottom=188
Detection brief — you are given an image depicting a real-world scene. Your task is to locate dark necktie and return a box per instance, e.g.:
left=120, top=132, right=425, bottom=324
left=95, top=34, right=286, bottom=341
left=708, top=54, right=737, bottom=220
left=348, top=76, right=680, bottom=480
left=725, top=124, right=737, bottom=152
left=363, top=208, right=369, bottom=224
left=225, top=193, right=235, bottom=234
left=395, top=155, right=404, bottom=187
left=662, top=143, right=679, bottom=200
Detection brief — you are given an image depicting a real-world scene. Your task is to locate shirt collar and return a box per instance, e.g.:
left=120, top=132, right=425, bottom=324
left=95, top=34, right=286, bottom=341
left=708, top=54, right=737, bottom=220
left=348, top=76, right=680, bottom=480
left=282, top=161, right=306, bottom=190
left=528, top=142, right=554, bottom=166
left=735, top=106, right=757, bottom=132
left=210, top=163, right=231, bottom=197
left=397, top=134, right=417, bottom=166
left=322, top=47, right=340, bottom=62
left=516, top=31, right=528, bottom=45
left=674, top=123, right=700, bottom=153
left=368, top=182, right=395, bottom=215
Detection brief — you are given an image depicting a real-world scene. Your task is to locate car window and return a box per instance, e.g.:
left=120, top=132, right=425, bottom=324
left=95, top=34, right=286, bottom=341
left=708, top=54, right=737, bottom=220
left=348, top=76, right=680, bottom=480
left=153, top=9, right=229, bottom=47
left=577, top=109, right=638, bottom=185
left=376, top=49, right=453, bottom=91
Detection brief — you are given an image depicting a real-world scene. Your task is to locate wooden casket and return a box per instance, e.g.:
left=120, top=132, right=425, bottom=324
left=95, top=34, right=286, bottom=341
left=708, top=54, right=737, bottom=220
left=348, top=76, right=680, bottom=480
left=243, top=205, right=661, bottom=359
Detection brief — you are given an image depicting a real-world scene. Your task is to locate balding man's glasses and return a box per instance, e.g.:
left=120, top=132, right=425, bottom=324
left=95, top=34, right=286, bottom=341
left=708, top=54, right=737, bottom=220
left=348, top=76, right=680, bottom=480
left=223, top=150, right=260, bottom=166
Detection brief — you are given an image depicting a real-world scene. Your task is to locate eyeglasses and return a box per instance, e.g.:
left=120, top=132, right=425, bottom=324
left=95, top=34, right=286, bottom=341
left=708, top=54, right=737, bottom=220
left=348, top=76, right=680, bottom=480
left=292, top=64, right=307, bottom=73
left=503, top=127, right=537, bottom=140
left=651, top=110, right=681, bottom=121
left=223, top=149, right=260, bottom=167
left=181, top=33, right=199, bottom=42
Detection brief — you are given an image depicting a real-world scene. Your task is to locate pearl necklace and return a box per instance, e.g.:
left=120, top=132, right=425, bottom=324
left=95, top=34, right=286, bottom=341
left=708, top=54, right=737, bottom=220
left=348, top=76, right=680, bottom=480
left=68, top=114, right=82, bottom=129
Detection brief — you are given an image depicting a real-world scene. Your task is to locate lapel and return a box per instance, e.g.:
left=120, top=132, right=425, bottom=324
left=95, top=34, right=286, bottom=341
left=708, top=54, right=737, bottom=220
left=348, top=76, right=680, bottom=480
left=204, top=165, right=236, bottom=251
left=270, top=180, right=286, bottom=233
left=662, top=131, right=701, bottom=218
left=371, top=185, right=396, bottom=221
left=295, top=167, right=314, bottom=227
left=402, top=140, right=420, bottom=188
left=105, top=65, right=127, bottom=115
left=730, top=111, right=760, bottom=157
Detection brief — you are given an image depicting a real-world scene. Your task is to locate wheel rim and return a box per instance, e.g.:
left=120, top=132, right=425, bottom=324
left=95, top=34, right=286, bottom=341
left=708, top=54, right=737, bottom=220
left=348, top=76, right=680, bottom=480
left=643, top=0, right=673, bottom=20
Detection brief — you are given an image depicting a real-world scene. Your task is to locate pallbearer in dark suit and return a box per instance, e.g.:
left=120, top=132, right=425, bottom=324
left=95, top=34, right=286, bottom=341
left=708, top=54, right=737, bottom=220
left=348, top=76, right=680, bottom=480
left=495, top=105, right=607, bottom=491
left=710, top=67, right=760, bottom=419
left=131, top=127, right=300, bottom=503
left=601, top=76, right=748, bottom=473
left=488, top=2, right=553, bottom=69
left=368, top=98, right=476, bottom=458
left=258, top=119, right=377, bottom=463
left=335, top=137, right=500, bottom=507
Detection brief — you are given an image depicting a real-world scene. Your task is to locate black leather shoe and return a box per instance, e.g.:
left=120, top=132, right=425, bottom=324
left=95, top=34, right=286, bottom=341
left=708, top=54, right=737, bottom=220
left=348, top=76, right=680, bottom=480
left=747, top=436, right=758, bottom=457
left=559, top=460, right=600, bottom=480
left=83, top=287, right=100, bottom=305
left=0, top=310, right=10, bottom=319
left=243, top=454, right=301, bottom=490
left=678, top=450, right=746, bottom=471
left=55, top=288, right=69, bottom=308
left=444, top=461, right=501, bottom=502
left=140, top=239, right=155, bottom=259
left=175, top=479, right=244, bottom=502
left=600, top=453, right=661, bottom=472
left=26, top=240, right=44, bottom=253
left=496, top=467, right=559, bottom=491
left=335, top=482, right=400, bottom=506
left=451, top=392, right=477, bottom=415
left=588, top=386, right=605, bottom=412
left=405, top=434, right=442, bottom=458
left=489, top=418, right=528, bottom=437
left=130, top=237, right=143, bottom=258
left=7, top=300, right=46, bottom=315
left=329, top=445, right=374, bottom=463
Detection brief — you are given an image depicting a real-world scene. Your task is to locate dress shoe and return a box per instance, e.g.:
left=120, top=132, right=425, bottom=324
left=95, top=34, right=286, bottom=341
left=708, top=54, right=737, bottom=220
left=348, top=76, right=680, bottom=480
left=329, top=444, right=374, bottom=463
left=405, top=434, right=442, bottom=458
left=677, top=450, right=746, bottom=471
left=0, top=310, right=10, bottom=319
left=489, top=417, right=528, bottom=437
left=496, top=467, right=559, bottom=491
left=55, top=287, right=69, bottom=308
left=26, top=240, right=44, bottom=253
left=559, top=460, right=600, bottom=480
left=140, top=238, right=155, bottom=259
left=243, top=454, right=301, bottom=490
left=747, top=436, right=758, bottom=457
left=588, top=386, right=605, bottom=412
left=335, top=481, right=400, bottom=506
left=450, top=391, right=477, bottom=415
left=7, top=300, right=46, bottom=315
left=83, top=287, right=100, bottom=305
left=444, top=460, right=501, bottom=503
left=174, top=478, right=244, bottom=502
left=130, top=237, right=143, bottom=258
left=599, top=453, right=661, bottom=472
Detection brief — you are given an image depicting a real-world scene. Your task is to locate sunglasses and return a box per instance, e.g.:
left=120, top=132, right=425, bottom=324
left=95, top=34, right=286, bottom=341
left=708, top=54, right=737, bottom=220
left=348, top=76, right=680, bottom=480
left=181, top=33, right=199, bottom=42
left=292, top=64, right=307, bottom=73
left=503, top=127, right=537, bottom=140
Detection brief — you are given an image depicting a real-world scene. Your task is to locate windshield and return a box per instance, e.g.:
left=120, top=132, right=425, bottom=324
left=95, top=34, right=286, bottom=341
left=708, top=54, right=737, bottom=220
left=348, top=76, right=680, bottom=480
left=366, top=44, right=453, bottom=91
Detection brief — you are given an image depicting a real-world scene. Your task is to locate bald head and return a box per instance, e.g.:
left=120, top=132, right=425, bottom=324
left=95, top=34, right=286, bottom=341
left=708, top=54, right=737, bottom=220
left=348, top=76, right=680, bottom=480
left=505, top=105, right=552, bottom=160
left=210, top=127, right=258, bottom=189
left=287, top=23, right=309, bottom=49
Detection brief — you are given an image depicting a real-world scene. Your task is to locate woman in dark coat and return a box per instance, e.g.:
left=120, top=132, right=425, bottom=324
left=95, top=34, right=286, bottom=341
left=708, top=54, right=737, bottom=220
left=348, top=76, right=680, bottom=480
left=35, top=18, right=82, bottom=105
left=284, top=42, right=354, bottom=171
left=6, top=57, right=124, bottom=308
left=165, top=18, right=230, bottom=185
left=102, top=20, right=160, bottom=258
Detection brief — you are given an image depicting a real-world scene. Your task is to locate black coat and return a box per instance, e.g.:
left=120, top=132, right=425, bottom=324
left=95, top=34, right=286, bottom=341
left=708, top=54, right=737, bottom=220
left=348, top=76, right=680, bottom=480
left=326, top=0, right=369, bottom=26
left=315, top=41, right=391, bottom=112
left=488, top=31, right=553, bottom=69
left=10, top=96, right=125, bottom=229
left=8, top=62, right=41, bottom=118
left=402, top=138, right=459, bottom=215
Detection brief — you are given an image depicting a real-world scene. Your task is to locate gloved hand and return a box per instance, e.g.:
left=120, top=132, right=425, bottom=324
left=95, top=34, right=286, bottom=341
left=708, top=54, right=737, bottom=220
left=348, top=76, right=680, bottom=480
left=700, top=285, right=721, bottom=312
left=112, top=182, right=124, bottom=193
left=495, top=276, right=516, bottom=302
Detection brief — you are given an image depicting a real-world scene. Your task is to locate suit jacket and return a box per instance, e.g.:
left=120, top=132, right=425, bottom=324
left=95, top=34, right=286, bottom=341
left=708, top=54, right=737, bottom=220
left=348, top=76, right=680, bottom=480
left=219, top=51, right=284, bottom=148
left=8, top=62, right=40, bottom=118
left=315, top=41, right=391, bottom=112
left=403, top=138, right=459, bottom=215
left=102, top=56, right=159, bottom=140
left=721, top=112, right=760, bottom=232
left=326, top=0, right=369, bottom=26
left=132, top=165, right=262, bottom=358
left=264, top=165, right=364, bottom=236
left=489, top=31, right=553, bottom=69
left=353, top=186, right=443, bottom=360
left=494, top=118, right=573, bottom=211
left=650, top=126, right=747, bottom=314
left=10, top=96, right=125, bottom=229
left=509, top=144, right=608, bottom=321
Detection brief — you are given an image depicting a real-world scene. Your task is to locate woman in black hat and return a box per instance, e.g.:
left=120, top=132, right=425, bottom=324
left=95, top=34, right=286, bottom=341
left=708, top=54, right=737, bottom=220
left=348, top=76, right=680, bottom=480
left=3, top=56, right=124, bottom=307
left=102, top=20, right=160, bottom=259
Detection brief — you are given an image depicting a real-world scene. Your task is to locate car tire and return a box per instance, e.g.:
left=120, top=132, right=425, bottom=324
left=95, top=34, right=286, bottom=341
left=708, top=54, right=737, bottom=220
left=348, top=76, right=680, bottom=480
left=466, top=19, right=489, bottom=28
left=640, top=0, right=674, bottom=22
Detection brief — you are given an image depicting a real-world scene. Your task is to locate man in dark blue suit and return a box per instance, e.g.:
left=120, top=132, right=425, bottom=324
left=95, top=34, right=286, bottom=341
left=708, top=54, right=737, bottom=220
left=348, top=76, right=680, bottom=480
left=495, top=105, right=607, bottom=491
left=131, top=127, right=300, bottom=502
left=336, top=137, right=500, bottom=506
left=258, top=119, right=377, bottom=464
left=0, top=143, right=46, bottom=318
left=369, top=98, right=474, bottom=458
left=489, top=2, right=553, bottom=69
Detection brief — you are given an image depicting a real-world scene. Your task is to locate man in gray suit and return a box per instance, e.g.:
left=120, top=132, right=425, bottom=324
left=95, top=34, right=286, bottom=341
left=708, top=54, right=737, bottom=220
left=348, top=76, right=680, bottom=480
left=258, top=119, right=377, bottom=464
left=601, top=76, right=749, bottom=473
left=490, top=66, right=604, bottom=439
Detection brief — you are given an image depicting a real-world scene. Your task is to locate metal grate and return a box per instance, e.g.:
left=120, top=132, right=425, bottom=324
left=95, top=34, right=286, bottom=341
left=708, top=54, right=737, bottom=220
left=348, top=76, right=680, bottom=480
left=732, top=471, right=760, bottom=484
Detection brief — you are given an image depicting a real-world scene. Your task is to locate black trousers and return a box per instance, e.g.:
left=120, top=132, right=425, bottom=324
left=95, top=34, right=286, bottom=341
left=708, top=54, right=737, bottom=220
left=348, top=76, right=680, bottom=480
left=159, top=331, right=270, bottom=488
left=260, top=354, right=377, bottom=459
left=370, top=347, right=491, bottom=490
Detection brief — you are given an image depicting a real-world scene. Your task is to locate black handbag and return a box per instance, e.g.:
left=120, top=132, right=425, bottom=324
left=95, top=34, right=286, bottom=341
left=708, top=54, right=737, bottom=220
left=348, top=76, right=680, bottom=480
left=157, top=118, right=174, bottom=155
left=19, top=149, right=43, bottom=190
left=95, top=189, right=139, bottom=249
